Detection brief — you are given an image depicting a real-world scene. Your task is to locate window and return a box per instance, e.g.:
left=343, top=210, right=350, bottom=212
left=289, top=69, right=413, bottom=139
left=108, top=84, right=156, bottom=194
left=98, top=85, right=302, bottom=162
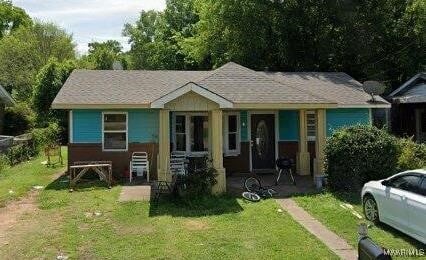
left=390, top=174, right=422, bottom=194
left=307, top=111, right=316, bottom=141
left=175, top=115, right=186, bottom=152
left=224, top=113, right=240, bottom=155
left=420, top=178, right=426, bottom=196
left=173, top=113, right=208, bottom=155
left=103, top=112, right=127, bottom=151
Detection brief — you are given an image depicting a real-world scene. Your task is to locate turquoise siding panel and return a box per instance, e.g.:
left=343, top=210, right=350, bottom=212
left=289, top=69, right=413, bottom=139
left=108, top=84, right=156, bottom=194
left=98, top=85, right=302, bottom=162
left=73, top=110, right=102, bottom=143
left=326, top=108, right=371, bottom=136
left=240, top=111, right=248, bottom=141
left=128, top=110, right=159, bottom=143
left=279, top=110, right=299, bottom=141
left=72, top=109, right=159, bottom=144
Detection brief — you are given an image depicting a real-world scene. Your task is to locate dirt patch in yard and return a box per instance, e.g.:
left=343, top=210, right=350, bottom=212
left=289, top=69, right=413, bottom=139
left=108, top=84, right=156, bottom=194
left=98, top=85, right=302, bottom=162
left=0, top=171, right=65, bottom=245
left=183, top=219, right=209, bottom=231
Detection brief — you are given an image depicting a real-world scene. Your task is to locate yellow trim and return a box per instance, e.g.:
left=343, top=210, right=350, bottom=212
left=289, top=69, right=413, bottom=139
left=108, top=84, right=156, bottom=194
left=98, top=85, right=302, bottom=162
left=297, top=110, right=310, bottom=175
left=233, top=103, right=337, bottom=109
left=211, top=109, right=226, bottom=194
left=157, top=109, right=170, bottom=182
left=314, top=109, right=326, bottom=177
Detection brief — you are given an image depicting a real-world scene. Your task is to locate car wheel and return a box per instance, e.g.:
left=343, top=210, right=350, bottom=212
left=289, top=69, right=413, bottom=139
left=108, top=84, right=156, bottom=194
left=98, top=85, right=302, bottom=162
left=363, top=195, right=379, bottom=223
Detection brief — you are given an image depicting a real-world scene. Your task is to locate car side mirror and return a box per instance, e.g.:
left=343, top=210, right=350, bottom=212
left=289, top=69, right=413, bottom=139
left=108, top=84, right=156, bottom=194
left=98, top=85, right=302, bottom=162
left=381, top=180, right=390, bottom=186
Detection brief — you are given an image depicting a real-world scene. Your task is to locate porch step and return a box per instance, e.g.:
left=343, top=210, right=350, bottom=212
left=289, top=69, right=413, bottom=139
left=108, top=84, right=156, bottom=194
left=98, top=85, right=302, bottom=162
left=118, top=185, right=151, bottom=202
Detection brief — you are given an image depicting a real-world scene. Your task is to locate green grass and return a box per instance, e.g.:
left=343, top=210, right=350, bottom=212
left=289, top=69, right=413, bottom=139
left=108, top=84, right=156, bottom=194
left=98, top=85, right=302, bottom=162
left=294, top=192, right=425, bottom=259
left=0, top=176, right=338, bottom=259
left=0, top=147, right=67, bottom=206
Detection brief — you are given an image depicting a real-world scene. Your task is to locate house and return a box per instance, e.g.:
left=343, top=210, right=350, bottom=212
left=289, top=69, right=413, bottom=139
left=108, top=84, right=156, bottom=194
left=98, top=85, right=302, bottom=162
left=0, top=85, right=14, bottom=134
left=52, top=62, right=390, bottom=193
left=388, top=73, right=426, bottom=143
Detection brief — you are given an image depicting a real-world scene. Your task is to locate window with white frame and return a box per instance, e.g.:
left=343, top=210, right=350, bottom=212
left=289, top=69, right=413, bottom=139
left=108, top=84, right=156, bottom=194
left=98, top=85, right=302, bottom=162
left=103, top=112, right=128, bottom=151
left=306, top=111, right=316, bottom=141
left=173, top=113, right=209, bottom=155
left=224, top=113, right=240, bottom=155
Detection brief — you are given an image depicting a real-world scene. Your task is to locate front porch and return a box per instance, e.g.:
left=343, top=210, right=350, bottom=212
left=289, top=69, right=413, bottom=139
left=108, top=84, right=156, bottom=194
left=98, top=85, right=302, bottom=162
left=227, top=173, right=317, bottom=198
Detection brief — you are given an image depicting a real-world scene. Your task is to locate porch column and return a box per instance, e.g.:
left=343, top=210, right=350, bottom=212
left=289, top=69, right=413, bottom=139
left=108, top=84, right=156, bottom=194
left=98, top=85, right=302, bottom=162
left=314, top=109, right=326, bottom=177
left=211, top=109, right=226, bottom=194
left=158, top=109, right=171, bottom=182
left=297, top=109, right=310, bottom=175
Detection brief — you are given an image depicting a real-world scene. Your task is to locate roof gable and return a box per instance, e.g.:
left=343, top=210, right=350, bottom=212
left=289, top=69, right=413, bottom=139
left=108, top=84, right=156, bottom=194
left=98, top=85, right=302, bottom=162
left=151, top=82, right=233, bottom=108
left=389, top=73, right=426, bottom=97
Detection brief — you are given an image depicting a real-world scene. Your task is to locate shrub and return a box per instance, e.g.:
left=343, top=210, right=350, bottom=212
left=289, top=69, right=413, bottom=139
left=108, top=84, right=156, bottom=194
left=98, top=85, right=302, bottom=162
left=397, top=138, right=426, bottom=171
left=32, top=122, right=61, bottom=151
left=178, top=156, right=218, bottom=199
left=325, top=125, right=399, bottom=191
left=3, top=102, right=35, bottom=136
left=6, top=142, right=36, bottom=165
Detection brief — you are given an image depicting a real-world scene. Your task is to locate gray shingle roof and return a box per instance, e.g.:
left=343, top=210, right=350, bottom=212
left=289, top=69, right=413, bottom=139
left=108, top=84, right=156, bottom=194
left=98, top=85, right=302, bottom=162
left=0, top=85, right=14, bottom=106
left=261, top=71, right=388, bottom=106
left=52, top=62, right=389, bottom=108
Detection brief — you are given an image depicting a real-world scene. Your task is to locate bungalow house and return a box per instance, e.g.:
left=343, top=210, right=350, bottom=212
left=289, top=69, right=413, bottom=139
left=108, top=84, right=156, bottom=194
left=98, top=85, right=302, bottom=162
left=0, top=84, right=14, bottom=134
left=388, top=73, right=426, bottom=143
left=52, top=62, right=390, bottom=193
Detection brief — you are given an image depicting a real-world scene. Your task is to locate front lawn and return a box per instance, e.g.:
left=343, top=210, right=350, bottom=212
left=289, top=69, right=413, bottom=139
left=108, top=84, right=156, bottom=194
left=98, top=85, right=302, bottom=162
left=0, top=177, right=338, bottom=259
left=294, top=192, right=425, bottom=258
left=0, top=147, right=67, bottom=206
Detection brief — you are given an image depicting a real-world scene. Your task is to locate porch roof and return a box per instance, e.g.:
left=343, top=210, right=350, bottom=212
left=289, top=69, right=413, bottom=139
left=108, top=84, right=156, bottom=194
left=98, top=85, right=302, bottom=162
left=52, top=62, right=389, bottom=109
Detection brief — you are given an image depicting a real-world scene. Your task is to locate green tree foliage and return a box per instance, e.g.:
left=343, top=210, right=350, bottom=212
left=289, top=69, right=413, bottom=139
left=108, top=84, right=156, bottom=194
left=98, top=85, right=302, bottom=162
left=3, top=102, right=35, bottom=136
left=126, top=0, right=425, bottom=89
left=124, top=0, right=199, bottom=70
left=0, top=21, right=75, bottom=101
left=0, top=0, right=31, bottom=38
left=32, top=59, right=76, bottom=125
left=82, top=40, right=128, bottom=70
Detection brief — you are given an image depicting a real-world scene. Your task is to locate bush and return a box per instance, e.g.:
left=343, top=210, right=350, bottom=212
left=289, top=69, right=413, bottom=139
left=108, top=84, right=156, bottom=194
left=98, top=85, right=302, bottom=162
left=6, top=142, right=36, bottom=165
left=397, top=138, right=426, bottom=171
left=178, top=156, right=218, bottom=199
left=32, top=122, right=61, bottom=151
left=325, top=125, right=399, bottom=191
left=3, top=102, right=35, bottom=136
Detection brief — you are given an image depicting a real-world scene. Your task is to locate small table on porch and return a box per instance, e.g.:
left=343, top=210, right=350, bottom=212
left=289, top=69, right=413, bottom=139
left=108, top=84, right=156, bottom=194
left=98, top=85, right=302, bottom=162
left=69, top=161, right=112, bottom=191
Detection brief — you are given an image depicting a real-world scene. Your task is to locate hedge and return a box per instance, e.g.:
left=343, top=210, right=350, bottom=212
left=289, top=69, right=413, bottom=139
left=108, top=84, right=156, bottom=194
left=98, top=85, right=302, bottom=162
left=325, top=125, right=426, bottom=191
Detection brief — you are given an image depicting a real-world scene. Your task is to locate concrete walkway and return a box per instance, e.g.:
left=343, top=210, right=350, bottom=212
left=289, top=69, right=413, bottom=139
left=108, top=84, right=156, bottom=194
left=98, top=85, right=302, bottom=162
left=277, top=198, right=357, bottom=260
left=118, top=185, right=151, bottom=202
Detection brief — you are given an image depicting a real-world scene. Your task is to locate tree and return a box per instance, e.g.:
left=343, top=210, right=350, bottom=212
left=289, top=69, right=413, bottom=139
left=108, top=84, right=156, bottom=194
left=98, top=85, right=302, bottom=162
left=0, top=0, right=31, bottom=38
left=32, top=58, right=76, bottom=127
left=124, top=0, right=199, bottom=70
left=0, top=21, right=75, bottom=101
left=84, top=40, right=127, bottom=70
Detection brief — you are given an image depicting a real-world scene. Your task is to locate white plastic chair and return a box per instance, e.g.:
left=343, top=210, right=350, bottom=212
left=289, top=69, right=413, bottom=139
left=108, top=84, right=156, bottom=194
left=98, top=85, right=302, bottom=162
left=170, top=151, right=186, bottom=176
left=129, top=152, right=150, bottom=183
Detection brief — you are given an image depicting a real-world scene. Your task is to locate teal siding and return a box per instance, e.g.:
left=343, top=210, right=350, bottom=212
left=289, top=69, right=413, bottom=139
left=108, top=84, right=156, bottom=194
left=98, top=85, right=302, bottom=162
left=279, top=110, right=299, bottom=141
left=326, top=108, right=371, bottom=136
left=128, top=110, right=159, bottom=143
left=73, top=110, right=102, bottom=143
left=72, top=109, right=159, bottom=144
left=240, top=111, right=248, bottom=141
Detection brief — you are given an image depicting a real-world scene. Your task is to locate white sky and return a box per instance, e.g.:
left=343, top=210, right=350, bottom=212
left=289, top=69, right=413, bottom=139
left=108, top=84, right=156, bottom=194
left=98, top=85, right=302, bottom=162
left=13, top=0, right=167, bottom=54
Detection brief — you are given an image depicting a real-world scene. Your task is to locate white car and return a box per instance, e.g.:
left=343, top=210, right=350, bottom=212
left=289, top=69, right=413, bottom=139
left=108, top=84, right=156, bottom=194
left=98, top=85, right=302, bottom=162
left=361, top=169, right=426, bottom=244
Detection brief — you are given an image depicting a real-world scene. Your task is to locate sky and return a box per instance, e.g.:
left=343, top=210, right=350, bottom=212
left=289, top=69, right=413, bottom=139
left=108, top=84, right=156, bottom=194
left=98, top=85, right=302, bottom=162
left=13, top=0, right=166, bottom=54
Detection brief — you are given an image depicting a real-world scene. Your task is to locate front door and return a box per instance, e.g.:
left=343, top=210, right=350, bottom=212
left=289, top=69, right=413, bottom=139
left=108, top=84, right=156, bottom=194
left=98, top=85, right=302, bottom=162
left=251, top=114, right=276, bottom=170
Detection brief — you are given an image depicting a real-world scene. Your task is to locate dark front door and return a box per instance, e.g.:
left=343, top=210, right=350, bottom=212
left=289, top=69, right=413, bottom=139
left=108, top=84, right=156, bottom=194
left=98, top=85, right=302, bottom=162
left=251, top=114, right=276, bottom=170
